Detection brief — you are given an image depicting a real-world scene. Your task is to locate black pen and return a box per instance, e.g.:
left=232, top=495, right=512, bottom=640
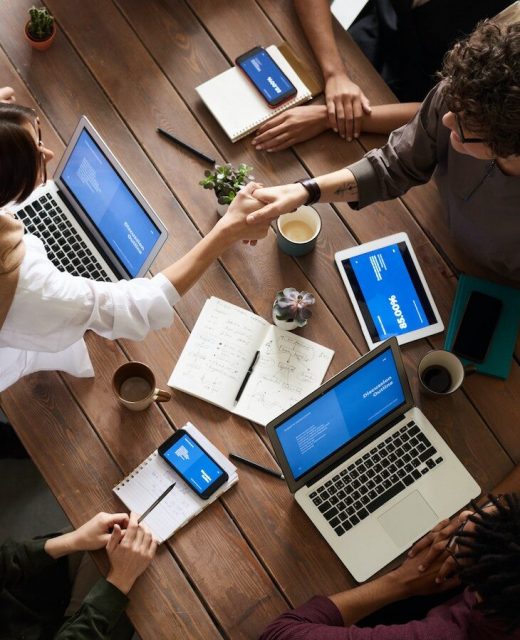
left=234, top=350, right=260, bottom=405
left=138, top=483, right=176, bottom=523
left=229, top=453, right=284, bottom=480
left=157, top=127, right=216, bottom=165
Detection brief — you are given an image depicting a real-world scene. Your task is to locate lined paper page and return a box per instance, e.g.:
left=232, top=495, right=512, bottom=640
left=168, top=298, right=269, bottom=410
left=113, top=423, right=237, bottom=543
left=235, top=325, right=334, bottom=426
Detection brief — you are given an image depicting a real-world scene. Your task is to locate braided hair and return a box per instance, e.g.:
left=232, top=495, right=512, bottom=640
left=455, top=493, right=520, bottom=630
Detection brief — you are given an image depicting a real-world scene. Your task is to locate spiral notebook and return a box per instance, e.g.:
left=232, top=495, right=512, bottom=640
left=113, top=423, right=238, bottom=543
left=196, top=45, right=315, bottom=142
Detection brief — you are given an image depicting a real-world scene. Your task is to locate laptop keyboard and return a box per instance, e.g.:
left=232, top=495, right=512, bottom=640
left=16, top=194, right=112, bottom=282
left=309, top=421, right=443, bottom=537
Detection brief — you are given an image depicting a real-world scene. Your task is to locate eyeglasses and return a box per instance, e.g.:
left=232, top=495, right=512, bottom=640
left=32, top=113, right=47, bottom=186
left=454, top=112, right=485, bottom=144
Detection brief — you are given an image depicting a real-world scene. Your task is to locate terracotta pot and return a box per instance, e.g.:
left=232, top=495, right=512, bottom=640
left=24, top=21, right=57, bottom=51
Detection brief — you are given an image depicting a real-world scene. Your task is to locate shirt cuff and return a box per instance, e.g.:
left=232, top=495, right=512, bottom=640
left=83, top=578, right=129, bottom=620
left=151, top=272, right=181, bottom=306
left=296, top=595, right=345, bottom=626
left=346, top=158, right=381, bottom=210
left=25, top=537, right=61, bottom=571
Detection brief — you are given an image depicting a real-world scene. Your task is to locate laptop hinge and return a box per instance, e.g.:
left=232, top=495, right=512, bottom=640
left=305, top=412, right=407, bottom=488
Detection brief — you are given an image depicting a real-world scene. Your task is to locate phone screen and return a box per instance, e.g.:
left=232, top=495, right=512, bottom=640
left=452, top=291, right=502, bottom=363
left=159, top=431, right=228, bottom=499
left=236, top=47, right=297, bottom=107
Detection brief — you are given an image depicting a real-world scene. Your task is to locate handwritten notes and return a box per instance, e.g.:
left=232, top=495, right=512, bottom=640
left=113, top=423, right=237, bottom=543
left=168, top=298, right=334, bottom=426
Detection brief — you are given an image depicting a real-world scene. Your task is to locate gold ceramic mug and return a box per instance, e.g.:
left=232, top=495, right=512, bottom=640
left=112, top=362, right=171, bottom=411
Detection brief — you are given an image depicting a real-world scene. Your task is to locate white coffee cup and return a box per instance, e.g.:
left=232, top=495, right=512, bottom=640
left=276, top=205, right=321, bottom=257
left=418, top=350, right=475, bottom=396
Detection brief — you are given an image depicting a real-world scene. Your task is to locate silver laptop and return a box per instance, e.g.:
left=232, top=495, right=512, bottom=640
left=13, top=116, right=167, bottom=282
left=267, top=337, right=480, bottom=582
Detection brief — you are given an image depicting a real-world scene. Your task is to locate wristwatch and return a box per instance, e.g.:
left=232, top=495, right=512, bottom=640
left=295, top=178, right=321, bottom=206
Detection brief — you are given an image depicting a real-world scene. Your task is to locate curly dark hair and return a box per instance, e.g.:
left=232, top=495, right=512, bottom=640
left=455, top=493, right=520, bottom=631
left=440, top=20, right=520, bottom=157
left=0, top=103, right=40, bottom=207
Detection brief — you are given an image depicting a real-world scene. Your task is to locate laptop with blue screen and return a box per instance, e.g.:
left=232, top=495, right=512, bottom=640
left=267, top=337, right=479, bottom=582
left=14, top=116, right=167, bottom=282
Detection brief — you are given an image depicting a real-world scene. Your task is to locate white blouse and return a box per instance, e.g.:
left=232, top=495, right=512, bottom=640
left=0, top=234, right=180, bottom=392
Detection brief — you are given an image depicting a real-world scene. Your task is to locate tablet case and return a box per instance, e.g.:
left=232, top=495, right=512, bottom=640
left=444, top=274, right=520, bottom=379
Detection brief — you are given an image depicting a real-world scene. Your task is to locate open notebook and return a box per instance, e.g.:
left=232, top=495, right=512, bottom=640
left=113, top=423, right=237, bottom=543
left=168, top=297, right=334, bottom=426
left=196, top=45, right=313, bottom=142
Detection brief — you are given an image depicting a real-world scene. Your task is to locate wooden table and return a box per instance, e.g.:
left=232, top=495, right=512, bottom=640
left=1, top=1, right=518, bottom=638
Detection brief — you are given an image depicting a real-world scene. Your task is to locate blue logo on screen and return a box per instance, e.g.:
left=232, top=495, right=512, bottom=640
left=349, top=245, right=429, bottom=341
left=240, top=50, right=293, bottom=102
left=61, top=130, right=160, bottom=277
left=163, top=434, right=223, bottom=494
left=276, top=349, right=405, bottom=480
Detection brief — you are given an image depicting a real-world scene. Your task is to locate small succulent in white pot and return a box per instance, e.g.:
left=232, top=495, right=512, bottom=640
left=272, top=288, right=316, bottom=330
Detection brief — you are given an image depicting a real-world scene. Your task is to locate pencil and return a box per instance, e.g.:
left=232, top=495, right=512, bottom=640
left=138, top=483, right=176, bottom=523
left=157, top=127, right=216, bottom=164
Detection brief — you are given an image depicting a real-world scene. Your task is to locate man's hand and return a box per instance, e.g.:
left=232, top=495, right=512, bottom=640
left=408, top=517, right=462, bottom=583
left=217, top=181, right=271, bottom=245
left=246, top=183, right=308, bottom=225
left=106, top=512, right=157, bottom=595
left=0, top=86, right=15, bottom=103
left=252, top=106, right=330, bottom=152
left=325, top=72, right=371, bottom=141
left=389, top=543, right=460, bottom=598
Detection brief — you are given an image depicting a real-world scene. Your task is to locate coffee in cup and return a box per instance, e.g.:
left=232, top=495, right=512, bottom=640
left=112, top=361, right=171, bottom=411
left=418, top=349, right=475, bottom=397
left=276, top=205, right=321, bottom=257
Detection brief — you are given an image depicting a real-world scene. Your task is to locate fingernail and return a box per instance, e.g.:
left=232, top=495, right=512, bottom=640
left=347, top=137, right=352, bottom=142
left=418, top=565, right=424, bottom=572
left=435, top=577, right=442, bottom=583
left=408, top=550, right=414, bottom=557
left=256, top=145, right=262, bottom=150
left=333, top=127, right=338, bottom=133
left=266, top=149, right=273, bottom=153
left=354, top=133, right=359, bottom=138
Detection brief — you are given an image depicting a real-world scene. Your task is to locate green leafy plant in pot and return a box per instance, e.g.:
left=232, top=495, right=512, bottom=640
left=199, top=163, right=254, bottom=216
left=272, top=288, right=316, bottom=331
left=25, top=6, right=56, bottom=51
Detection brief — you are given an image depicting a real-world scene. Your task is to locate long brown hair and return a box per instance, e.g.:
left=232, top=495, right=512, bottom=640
left=0, top=103, right=40, bottom=207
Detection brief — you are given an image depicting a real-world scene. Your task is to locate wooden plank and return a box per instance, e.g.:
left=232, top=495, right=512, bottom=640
left=1, top=372, right=221, bottom=640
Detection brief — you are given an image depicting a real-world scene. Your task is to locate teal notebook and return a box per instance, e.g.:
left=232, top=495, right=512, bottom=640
left=444, top=275, right=520, bottom=379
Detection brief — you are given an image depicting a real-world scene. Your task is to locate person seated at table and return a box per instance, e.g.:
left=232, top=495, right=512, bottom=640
left=290, top=0, right=511, bottom=142
left=0, top=511, right=155, bottom=639
left=246, top=18, right=520, bottom=282
left=259, top=464, right=520, bottom=639
left=0, top=99, right=271, bottom=393
left=251, top=102, right=421, bottom=153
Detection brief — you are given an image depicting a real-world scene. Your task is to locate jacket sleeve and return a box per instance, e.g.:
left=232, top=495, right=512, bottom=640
left=0, top=538, right=57, bottom=591
left=54, top=578, right=129, bottom=640
left=347, top=84, right=448, bottom=210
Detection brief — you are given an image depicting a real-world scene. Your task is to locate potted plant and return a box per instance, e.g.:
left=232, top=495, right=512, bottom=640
left=199, top=162, right=254, bottom=216
left=25, top=6, right=56, bottom=51
left=272, top=288, right=316, bottom=331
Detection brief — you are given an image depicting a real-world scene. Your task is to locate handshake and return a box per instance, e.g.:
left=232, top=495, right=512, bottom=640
left=218, top=181, right=311, bottom=246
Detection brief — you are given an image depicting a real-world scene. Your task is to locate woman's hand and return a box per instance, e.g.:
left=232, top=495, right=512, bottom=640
left=252, top=106, right=330, bottom=152
left=246, top=183, right=308, bottom=225
left=106, top=512, right=157, bottom=595
left=217, top=182, right=271, bottom=245
left=324, top=72, right=371, bottom=141
left=71, top=511, right=130, bottom=551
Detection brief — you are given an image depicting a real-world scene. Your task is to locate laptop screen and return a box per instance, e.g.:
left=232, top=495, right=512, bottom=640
left=275, top=347, right=406, bottom=481
left=60, top=129, right=161, bottom=277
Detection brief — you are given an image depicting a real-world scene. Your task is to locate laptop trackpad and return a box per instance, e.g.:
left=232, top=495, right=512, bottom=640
left=378, top=491, right=438, bottom=548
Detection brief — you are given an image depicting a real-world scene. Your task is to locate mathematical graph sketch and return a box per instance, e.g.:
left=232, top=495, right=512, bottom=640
left=169, top=297, right=334, bottom=425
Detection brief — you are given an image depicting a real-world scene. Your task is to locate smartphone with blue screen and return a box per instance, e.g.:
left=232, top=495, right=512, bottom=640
left=235, top=46, right=297, bottom=108
left=158, top=430, right=228, bottom=500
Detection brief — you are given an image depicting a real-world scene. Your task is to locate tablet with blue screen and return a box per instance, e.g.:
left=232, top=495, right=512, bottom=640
left=335, top=233, right=443, bottom=347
